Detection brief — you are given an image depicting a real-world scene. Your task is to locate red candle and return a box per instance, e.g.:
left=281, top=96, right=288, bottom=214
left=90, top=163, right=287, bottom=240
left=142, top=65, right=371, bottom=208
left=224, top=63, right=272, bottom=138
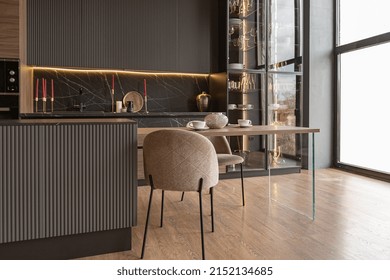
left=51, top=79, right=54, bottom=99
left=143, top=79, right=147, bottom=97
left=35, top=79, right=39, bottom=99
left=112, top=74, right=115, bottom=91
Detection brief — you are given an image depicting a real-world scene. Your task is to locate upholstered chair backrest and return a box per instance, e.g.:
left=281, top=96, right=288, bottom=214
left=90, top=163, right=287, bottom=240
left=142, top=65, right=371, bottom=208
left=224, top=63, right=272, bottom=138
left=143, top=129, right=219, bottom=192
left=207, top=136, right=232, bottom=154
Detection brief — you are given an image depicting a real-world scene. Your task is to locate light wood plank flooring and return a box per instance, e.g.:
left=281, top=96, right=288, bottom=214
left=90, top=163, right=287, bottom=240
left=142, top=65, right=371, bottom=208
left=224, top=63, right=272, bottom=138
left=80, top=168, right=390, bottom=260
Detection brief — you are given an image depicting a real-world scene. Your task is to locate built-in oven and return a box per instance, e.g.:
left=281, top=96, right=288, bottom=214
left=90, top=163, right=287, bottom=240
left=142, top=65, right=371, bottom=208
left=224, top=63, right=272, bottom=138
left=0, top=59, right=19, bottom=119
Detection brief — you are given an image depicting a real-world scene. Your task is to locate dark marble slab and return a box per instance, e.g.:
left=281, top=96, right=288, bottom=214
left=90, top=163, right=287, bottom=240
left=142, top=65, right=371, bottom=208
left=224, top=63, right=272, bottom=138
left=33, top=69, right=213, bottom=113
left=21, top=111, right=214, bottom=118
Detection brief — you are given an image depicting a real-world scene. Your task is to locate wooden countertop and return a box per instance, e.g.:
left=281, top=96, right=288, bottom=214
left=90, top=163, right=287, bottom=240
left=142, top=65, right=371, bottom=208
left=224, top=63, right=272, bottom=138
left=138, top=125, right=320, bottom=146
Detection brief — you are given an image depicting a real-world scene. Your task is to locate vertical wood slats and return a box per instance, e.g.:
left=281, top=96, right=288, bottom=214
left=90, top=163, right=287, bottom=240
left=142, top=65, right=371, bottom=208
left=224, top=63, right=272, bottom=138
left=27, top=0, right=178, bottom=70
left=26, top=0, right=212, bottom=72
left=0, top=123, right=136, bottom=244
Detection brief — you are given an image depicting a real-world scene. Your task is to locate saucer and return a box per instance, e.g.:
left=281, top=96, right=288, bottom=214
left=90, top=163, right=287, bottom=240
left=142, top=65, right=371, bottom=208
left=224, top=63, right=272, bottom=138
left=239, top=124, right=253, bottom=128
left=191, top=127, right=210, bottom=131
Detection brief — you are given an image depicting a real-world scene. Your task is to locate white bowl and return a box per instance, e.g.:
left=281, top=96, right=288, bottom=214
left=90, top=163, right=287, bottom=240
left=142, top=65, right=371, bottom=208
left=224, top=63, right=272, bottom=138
left=229, top=18, right=242, bottom=26
left=229, top=63, right=244, bottom=70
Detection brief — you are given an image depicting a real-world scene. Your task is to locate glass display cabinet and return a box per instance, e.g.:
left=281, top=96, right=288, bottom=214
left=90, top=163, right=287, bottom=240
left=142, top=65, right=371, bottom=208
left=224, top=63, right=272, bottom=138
left=226, top=0, right=304, bottom=173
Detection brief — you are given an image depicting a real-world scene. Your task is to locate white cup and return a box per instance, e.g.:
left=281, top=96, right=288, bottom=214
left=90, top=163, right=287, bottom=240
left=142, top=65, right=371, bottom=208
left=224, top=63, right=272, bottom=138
left=116, top=101, right=123, bottom=113
left=187, top=120, right=206, bottom=130
left=228, top=104, right=237, bottom=110
left=238, top=119, right=252, bottom=127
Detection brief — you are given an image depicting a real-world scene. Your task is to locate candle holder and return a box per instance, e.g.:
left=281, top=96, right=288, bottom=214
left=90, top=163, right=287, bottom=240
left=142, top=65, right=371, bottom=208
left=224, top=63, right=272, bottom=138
left=111, top=89, right=115, bottom=112
left=51, top=97, right=54, bottom=112
left=42, top=97, right=47, bottom=113
left=144, top=96, right=149, bottom=113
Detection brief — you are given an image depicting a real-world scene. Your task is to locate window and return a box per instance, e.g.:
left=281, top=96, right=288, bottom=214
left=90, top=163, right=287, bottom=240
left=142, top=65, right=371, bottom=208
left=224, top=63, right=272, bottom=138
left=336, top=0, right=390, bottom=179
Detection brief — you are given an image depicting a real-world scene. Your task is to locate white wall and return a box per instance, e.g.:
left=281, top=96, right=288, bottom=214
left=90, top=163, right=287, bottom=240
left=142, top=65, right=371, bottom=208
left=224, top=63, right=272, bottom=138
left=309, top=0, right=334, bottom=168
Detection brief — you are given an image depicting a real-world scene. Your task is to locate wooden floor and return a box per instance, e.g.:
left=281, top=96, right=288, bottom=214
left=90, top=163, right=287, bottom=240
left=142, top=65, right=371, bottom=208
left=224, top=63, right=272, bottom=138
left=80, top=168, right=390, bottom=260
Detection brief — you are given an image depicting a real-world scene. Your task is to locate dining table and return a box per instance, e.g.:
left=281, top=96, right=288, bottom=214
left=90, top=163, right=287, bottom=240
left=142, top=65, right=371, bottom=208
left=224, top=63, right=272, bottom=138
left=137, top=125, right=320, bottom=219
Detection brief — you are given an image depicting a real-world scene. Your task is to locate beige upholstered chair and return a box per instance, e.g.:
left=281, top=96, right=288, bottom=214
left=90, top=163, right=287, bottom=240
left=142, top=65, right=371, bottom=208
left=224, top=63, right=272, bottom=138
left=141, top=129, right=219, bottom=260
left=181, top=136, right=245, bottom=206
left=208, top=136, right=245, bottom=206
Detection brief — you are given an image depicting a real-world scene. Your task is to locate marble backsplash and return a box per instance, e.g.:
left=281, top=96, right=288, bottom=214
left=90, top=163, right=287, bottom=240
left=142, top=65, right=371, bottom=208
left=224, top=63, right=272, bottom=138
left=33, top=69, right=210, bottom=113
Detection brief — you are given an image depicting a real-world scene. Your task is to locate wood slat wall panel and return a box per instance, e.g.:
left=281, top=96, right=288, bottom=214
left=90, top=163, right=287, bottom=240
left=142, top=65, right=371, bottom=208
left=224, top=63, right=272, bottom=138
left=0, top=122, right=137, bottom=244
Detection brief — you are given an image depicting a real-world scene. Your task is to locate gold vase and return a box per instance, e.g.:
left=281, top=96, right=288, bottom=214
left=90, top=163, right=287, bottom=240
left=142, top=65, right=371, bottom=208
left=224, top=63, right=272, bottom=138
left=196, top=91, right=211, bottom=112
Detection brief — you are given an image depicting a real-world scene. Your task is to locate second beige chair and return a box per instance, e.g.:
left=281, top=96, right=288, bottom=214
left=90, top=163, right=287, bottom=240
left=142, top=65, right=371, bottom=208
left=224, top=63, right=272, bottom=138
left=208, top=136, right=245, bottom=206
left=181, top=136, right=245, bottom=206
left=141, top=129, right=219, bottom=260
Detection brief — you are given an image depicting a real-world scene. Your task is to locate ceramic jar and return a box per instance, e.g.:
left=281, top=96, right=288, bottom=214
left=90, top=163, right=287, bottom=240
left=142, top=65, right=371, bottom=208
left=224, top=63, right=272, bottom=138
left=204, top=113, right=228, bottom=129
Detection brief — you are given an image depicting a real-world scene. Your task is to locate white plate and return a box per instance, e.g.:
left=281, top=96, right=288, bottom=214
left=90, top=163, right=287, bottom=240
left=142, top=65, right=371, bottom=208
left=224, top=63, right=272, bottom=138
left=229, top=63, right=244, bottom=70
left=239, top=124, right=253, bottom=128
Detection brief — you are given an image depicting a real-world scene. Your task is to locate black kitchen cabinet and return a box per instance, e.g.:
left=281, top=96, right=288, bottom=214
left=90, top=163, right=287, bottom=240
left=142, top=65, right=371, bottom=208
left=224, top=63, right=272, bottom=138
left=27, top=0, right=216, bottom=73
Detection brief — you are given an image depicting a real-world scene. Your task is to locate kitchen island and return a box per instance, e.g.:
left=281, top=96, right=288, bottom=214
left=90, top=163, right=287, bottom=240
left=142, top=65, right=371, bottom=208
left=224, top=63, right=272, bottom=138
left=0, top=118, right=137, bottom=259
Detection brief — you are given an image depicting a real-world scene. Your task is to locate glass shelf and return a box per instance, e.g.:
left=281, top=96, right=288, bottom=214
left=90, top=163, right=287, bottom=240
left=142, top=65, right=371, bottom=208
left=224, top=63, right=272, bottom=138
left=229, top=89, right=258, bottom=94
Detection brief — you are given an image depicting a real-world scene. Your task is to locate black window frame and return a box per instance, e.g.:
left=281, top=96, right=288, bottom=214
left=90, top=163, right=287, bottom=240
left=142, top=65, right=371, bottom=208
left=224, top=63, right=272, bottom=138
left=334, top=0, right=390, bottom=182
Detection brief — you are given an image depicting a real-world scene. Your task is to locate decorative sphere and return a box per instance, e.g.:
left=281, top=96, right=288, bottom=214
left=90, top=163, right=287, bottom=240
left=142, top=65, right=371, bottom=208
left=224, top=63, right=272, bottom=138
left=204, top=113, right=228, bottom=129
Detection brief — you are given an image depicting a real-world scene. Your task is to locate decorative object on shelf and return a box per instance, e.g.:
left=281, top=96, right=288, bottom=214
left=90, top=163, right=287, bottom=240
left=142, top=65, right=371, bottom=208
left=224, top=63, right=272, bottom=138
left=237, top=104, right=254, bottom=110
left=227, top=103, right=237, bottom=110
left=34, top=78, right=39, bottom=112
left=126, top=101, right=134, bottom=112
left=229, top=63, right=244, bottom=70
left=42, top=78, right=47, bottom=113
left=123, top=91, right=144, bottom=113
left=51, top=79, right=54, bottom=112
left=196, top=91, right=211, bottom=112
left=111, top=74, right=115, bottom=112
left=204, top=113, right=228, bottom=129
left=116, top=101, right=122, bottom=113
left=143, top=78, right=149, bottom=114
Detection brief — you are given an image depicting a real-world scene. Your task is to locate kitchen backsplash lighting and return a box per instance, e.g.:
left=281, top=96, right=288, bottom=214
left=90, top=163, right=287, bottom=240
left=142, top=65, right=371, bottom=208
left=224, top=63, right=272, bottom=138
left=33, top=68, right=210, bottom=113
left=32, top=66, right=209, bottom=77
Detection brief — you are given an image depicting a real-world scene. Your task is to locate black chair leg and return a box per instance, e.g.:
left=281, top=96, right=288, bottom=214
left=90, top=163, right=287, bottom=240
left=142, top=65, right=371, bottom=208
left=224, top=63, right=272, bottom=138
left=160, top=190, right=165, bottom=227
left=240, top=163, right=245, bottom=206
left=210, top=187, right=214, bottom=232
left=180, top=192, right=185, bottom=201
left=141, top=177, right=155, bottom=259
left=198, top=178, right=205, bottom=260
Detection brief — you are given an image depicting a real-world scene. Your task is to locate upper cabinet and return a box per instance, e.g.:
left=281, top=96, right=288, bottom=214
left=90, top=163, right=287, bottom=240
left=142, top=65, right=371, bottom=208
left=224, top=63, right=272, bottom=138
left=0, top=0, right=19, bottom=58
left=27, top=0, right=216, bottom=73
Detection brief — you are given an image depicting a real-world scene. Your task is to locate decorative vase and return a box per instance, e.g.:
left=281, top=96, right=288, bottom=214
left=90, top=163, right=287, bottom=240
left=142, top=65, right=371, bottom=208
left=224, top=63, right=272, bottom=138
left=204, top=113, right=228, bottom=129
left=196, top=91, right=211, bottom=112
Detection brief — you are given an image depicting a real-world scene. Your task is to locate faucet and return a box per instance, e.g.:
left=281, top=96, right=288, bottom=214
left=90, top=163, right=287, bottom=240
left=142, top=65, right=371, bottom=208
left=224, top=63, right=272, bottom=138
left=73, top=88, right=87, bottom=112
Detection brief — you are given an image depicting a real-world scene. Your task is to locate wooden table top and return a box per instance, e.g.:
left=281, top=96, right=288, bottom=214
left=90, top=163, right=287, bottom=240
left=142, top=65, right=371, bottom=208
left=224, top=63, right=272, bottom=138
left=137, top=125, right=320, bottom=145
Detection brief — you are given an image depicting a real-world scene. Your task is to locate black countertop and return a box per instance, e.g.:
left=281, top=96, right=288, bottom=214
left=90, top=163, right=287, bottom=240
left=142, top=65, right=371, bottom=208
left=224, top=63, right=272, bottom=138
left=19, top=111, right=217, bottom=119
